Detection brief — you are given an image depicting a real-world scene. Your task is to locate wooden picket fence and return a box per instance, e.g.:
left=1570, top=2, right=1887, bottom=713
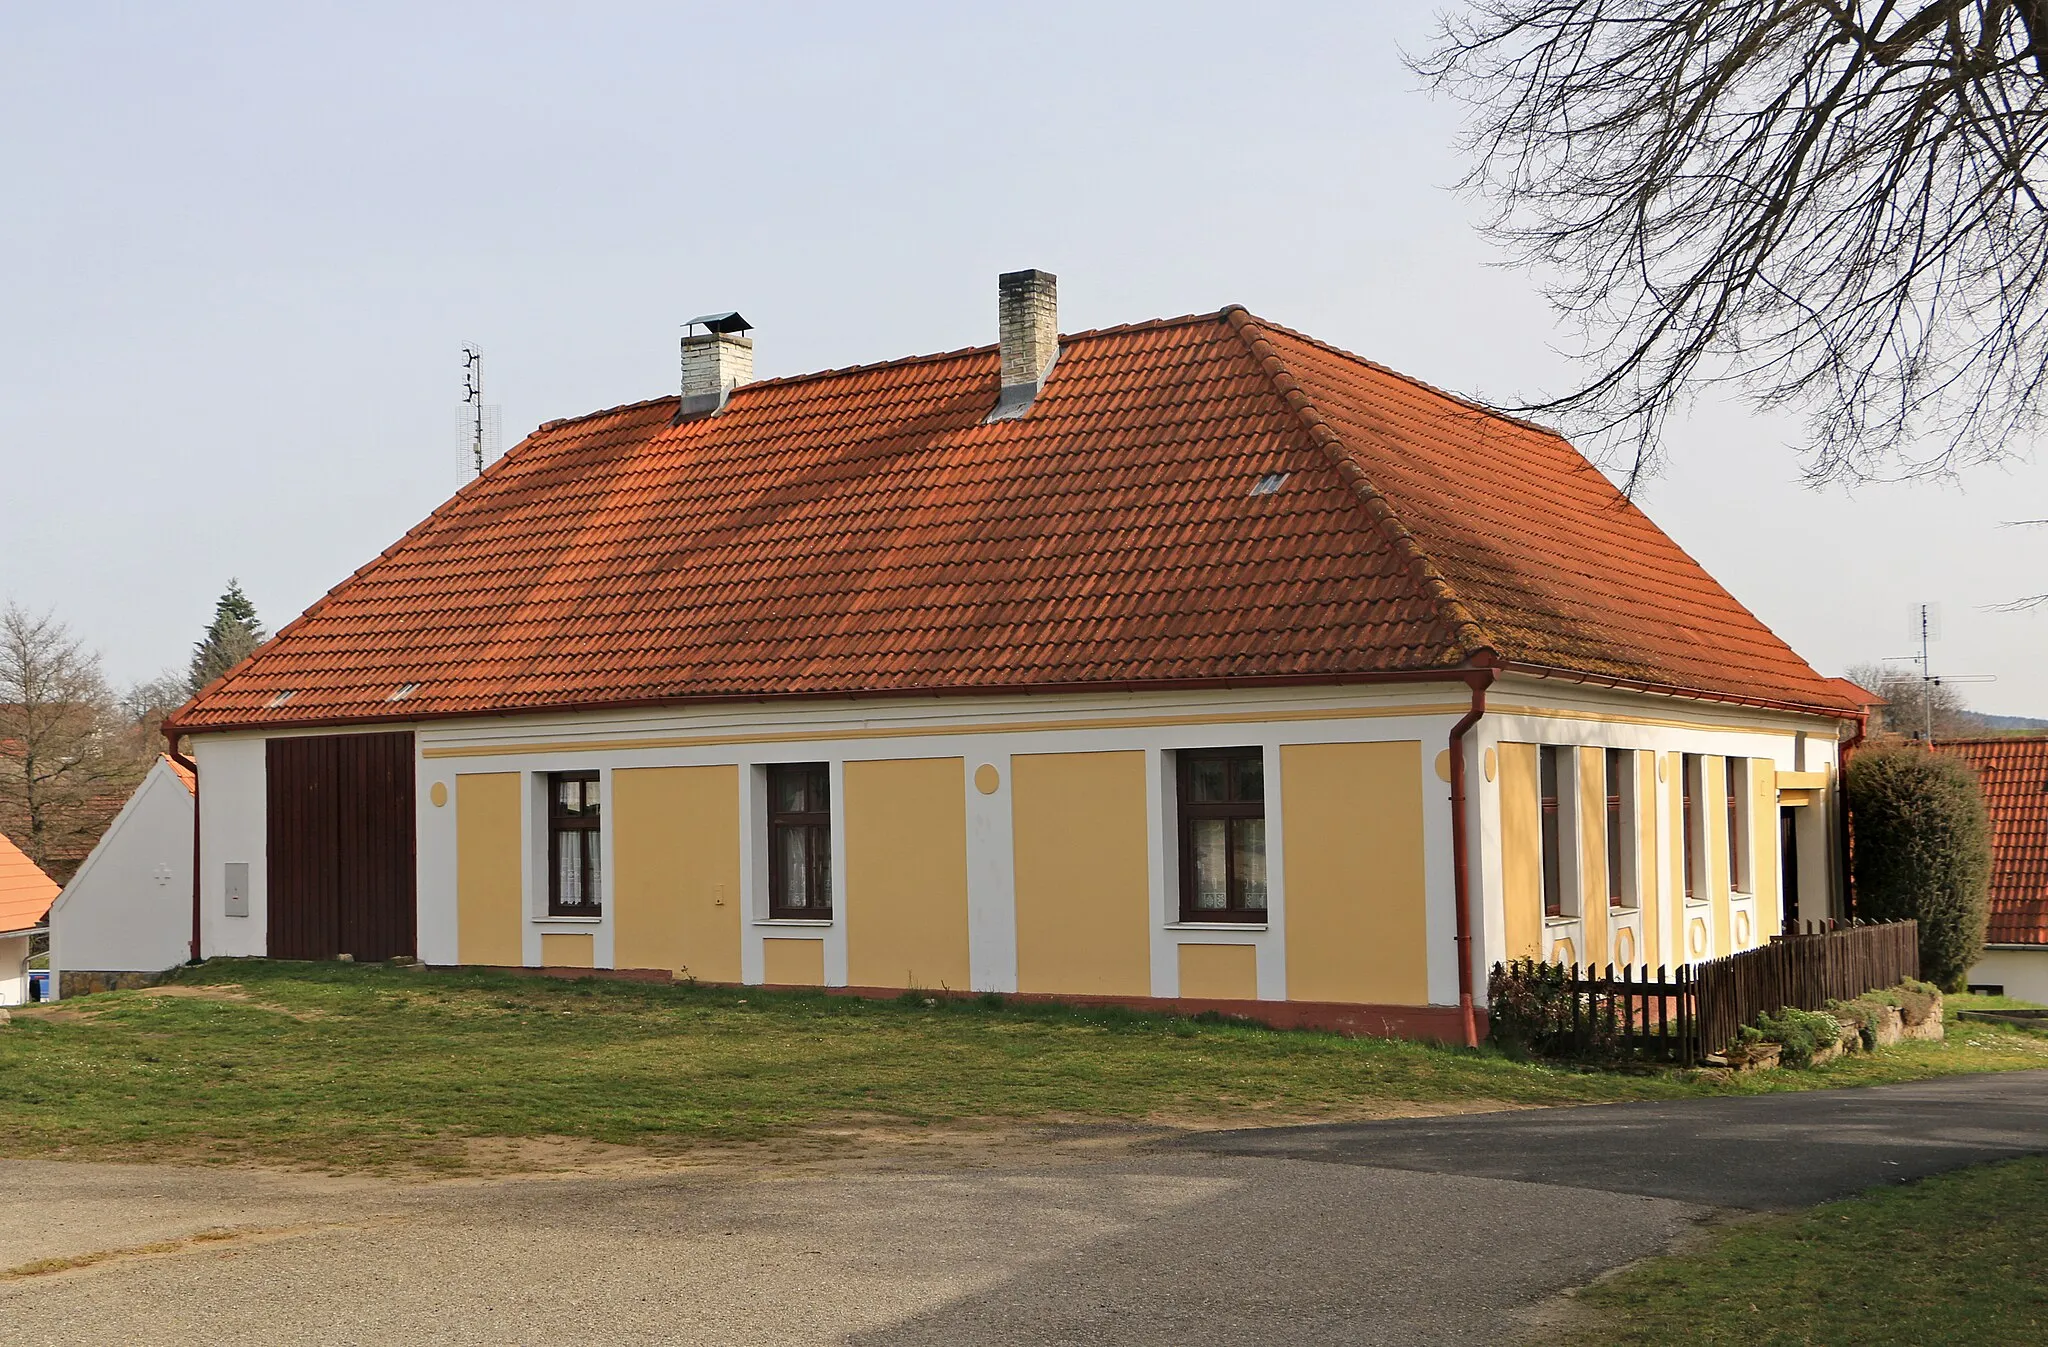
left=1491, top=920, right=1919, bottom=1066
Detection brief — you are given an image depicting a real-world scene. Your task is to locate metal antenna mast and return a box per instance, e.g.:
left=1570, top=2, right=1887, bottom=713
left=463, top=345, right=485, bottom=476
left=1885, top=602, right=1994, bottom=744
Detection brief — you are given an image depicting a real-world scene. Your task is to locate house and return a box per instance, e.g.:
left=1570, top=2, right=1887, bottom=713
left=47, top=754, right=197, bottom=998
left=0, top=830, right=58, bottom=1006
left=1932, top=738, right=2048, bottom=1001
left=164, top=270, right=1860, bottom=1042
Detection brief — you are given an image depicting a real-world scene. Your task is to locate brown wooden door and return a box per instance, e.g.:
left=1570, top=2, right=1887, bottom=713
left=266, top=732, right=417, bottom=961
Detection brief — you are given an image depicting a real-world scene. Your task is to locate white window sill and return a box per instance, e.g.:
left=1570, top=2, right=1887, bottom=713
left=1167, top=921, right=1270, bottom=932
left=532, top=916, right=603, bottom=925
left=1545, top=916, right=1580, bottom=927
left=1684, top=899, right=1712, bottom=909
left=753, top=918, right=834, bottom=928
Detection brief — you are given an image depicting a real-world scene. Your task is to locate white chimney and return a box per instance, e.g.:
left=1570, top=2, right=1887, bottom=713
left=676, top=311, right=754, bottom=420
left=989, top=269, right=1058, bottom=420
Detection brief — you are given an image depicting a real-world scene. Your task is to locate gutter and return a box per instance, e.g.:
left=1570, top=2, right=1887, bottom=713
left=1447, top=669, right=1495, bottom=1049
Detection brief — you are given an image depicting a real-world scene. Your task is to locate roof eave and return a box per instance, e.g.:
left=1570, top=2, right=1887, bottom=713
left=164, top=663, right=1498, bottom=737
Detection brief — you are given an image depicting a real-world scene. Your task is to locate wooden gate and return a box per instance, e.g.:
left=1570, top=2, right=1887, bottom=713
left=266, top=732, right=417, bottom=961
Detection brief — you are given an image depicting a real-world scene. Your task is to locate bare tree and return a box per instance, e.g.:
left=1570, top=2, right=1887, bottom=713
left=0, top=604, right=148, bottom=882
left=1416, top=3, right=2048, bottom=490
left=1844, top=660, right=1986, bottom=738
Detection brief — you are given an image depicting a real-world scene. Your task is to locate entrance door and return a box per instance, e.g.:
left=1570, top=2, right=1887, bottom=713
left=266, top=732, right=417, bottom=961
left=1779, top=806, right=1800, bottom=935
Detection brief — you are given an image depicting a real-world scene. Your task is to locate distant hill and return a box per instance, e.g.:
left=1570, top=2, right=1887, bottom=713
left=1976, top=713, right=2048, bottom=732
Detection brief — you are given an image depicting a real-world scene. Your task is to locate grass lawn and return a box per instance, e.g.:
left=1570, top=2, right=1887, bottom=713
left=3, top=961, right=2045, bottom=1173
left=1552, top=1156, right=2048, bottom=1346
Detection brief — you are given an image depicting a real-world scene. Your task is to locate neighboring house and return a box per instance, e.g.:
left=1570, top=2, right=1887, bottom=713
left=164, top=270, right=1859, bottom=1041
left=48, top=754, right=197, bottom=998
left=0, top=831, right=58, bottom=1006
left=1932, top=738, right=2048, bottom=1001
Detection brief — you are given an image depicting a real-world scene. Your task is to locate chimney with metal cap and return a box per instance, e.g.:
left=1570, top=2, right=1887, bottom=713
left=676, top=311, right=754, bottom=420
left=989, top=269, right=1057, bottom=421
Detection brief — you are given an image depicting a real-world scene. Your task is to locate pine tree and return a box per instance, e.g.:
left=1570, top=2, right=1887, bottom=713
left=188, top=580, right=266, bottom=695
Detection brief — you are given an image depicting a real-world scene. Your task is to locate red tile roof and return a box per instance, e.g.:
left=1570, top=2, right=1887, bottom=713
left=171, top=309, right=1851, bottom=732
left=165, top=753, right=196, bottom=796
left=0, top=830, right=57, bottom=936
left=1932, top=738, right=2048, bottom=946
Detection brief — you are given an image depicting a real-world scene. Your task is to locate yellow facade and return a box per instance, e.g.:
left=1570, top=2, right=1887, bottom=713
left=844, top=757, right=972, bottom=992
left=1497, top=742, right=1542, bottom=960
left=1282, top=740, right=1428, bottom=1005
left=611, top=765, right=742, bottom=982
left=763, top=938, right=825, bottom=986
left=1748, top=757, right=1779, bottom=947
left=540, top=932, right=594, bottom=968
left=1011, top=750, right=1152, bottom=995
left=1179, top=943, right=1258, bottom=1000
left=1576, top=745, right=1609, bottom=969
left=456, top=772, right=523, bottom=967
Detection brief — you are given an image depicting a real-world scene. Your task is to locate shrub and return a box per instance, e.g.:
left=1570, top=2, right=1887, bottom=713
left=1486, top=958, right=1573, bottom=1056
left=1752, top=1007, right=1843, bottom=1068
left=1846, top=743, right=1992, bottom=991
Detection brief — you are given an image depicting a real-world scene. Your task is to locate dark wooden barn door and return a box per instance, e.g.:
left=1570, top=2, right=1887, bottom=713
left=266, top=732, right=417, bottom=961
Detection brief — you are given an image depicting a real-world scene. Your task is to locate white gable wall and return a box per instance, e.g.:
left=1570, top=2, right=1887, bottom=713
left=49, top=759, right=196, bottom=985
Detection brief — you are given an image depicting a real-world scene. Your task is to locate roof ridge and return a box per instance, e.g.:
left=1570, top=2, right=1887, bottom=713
left=533, top=312, right=1234, bottom=438
left=1222, top=306, right=1497, bottom=667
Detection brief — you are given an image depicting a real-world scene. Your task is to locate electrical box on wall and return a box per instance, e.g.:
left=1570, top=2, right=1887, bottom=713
left=224, top=863, right=249, bottom=918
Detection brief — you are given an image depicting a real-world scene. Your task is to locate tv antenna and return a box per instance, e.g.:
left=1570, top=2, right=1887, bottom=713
left=1884, top=602, right=1994, bottom=744
left=461, top=344, right=501, bottom=476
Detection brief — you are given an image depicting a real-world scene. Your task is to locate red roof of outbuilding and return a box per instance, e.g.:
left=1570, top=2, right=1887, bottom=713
left=1931, top=738, right=2048, bottom=946
left=170, top=308, right=1850, bottom=732
left=0, top=831, right=58, bottom=936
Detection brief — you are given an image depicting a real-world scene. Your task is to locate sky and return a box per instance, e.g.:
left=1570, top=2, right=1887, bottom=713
left=5, top=2, right=2043, bottom=715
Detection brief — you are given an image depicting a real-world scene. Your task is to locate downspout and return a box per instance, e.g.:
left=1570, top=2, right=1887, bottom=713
left=166, top=727, right=201, bottom=964
left=1449, top=669, right=1495, bottom=1049
left=1836, top=709, right=1867, bottom=921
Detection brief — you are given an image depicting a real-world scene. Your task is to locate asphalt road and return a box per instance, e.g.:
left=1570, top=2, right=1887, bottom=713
left=3, top=1072, right=2043, bottom=1346
left=1174, top=1069, right=2048, bottom=1211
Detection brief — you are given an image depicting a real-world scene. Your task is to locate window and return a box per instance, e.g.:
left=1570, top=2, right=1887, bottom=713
left=1604, top=747, right=1632, bottom=910
left=1177, top=748, right=1267, bottom=921
left=1725, top=757, right=1747, bottom=893
left=547, top=772, right=602, bottom=917
left=768, top=763, right=832, bottom=919
left=1681, top=754, right=1701, bottom=901
left=1539, top=746, right=1565, bottom=919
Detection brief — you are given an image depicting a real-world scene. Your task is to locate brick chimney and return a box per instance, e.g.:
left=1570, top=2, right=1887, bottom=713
left=989, top=269, right=1058, bottom=421
left=676, top=312, right=754, bottom=421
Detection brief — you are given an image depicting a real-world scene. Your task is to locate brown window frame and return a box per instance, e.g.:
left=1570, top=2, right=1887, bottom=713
left=767, top=762, right=833, bottom=920
left=1539, top=746, right=1565, bottom=919
left=1681, top=754, right=1700, bottom=901
left=1176, top=747, right=1268, bottom=923
left=1605, top=747, right=1630, bottom=910
left=1725, top=757, right=1745, bottom=893
left=547, top=771, right=602, bottom=917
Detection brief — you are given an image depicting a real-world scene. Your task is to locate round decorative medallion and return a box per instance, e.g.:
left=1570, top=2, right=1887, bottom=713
left=429, top=781, right=449, bottom=808
left=1734, top=910, right=1752, bottom=947
left=1434, top=749, right=1453, bottom=783
left=973, top=764, right=1001, bottom=795
left=1615, top=926, right=1636, bottom=967
left=1689, top=917, right=1708, bottom=957
left=1483, top=748, right=1497, bottom=782
left=1550, top=937, right=1576, bottom=966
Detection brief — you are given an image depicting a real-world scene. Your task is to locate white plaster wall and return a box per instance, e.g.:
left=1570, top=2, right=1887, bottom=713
left=195, top=735, right=268, bottom=958
left=49, top=760, right=194, bottom=977
left=1969, top=948, right=2048, bottom=1004
left=0, top=934, right=28, bottom=1006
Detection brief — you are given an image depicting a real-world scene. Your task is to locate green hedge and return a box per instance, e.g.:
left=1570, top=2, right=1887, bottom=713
left=1847, top=744, right=1992, bottom=991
